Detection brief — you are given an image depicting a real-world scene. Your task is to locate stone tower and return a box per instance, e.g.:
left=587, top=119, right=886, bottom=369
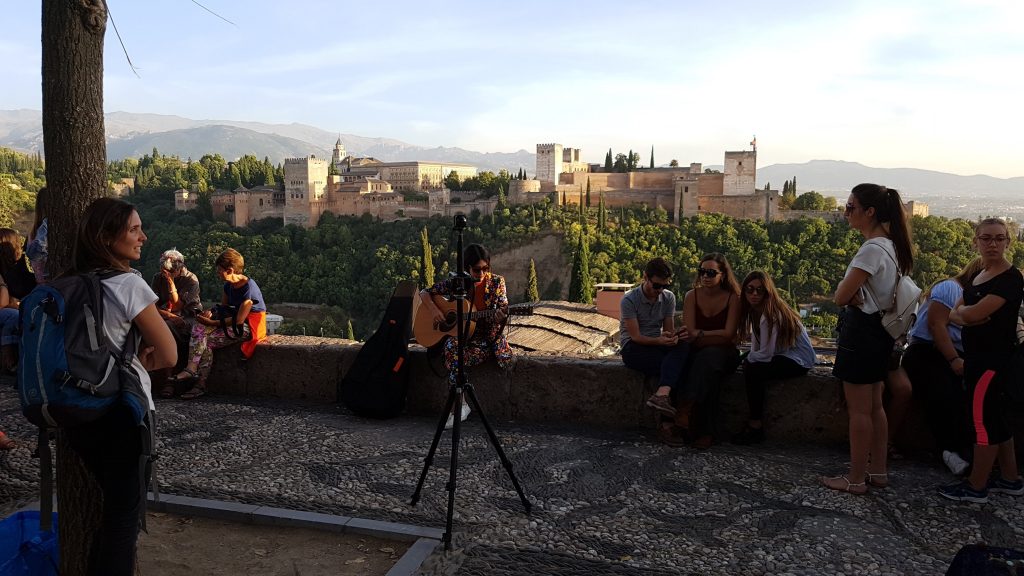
left=723, top=151, right=757, bottom=195
left=284, top=155, right=329, bottom=227
left=536, top=143, right=564, bottom=185
left=332, top=137, right=347, bottom=169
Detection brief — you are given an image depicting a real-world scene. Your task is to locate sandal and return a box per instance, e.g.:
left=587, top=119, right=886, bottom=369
left=158, top=383, right=176, bottom=399
left=865, top=472, right=889, bottom=488
left=169, top=369, right=198, bottom=382
left=180, top=385, right=206, bottom=400
left=0, top=432, right=14, bottom=451
left=820, top=474, right=868, bottom=495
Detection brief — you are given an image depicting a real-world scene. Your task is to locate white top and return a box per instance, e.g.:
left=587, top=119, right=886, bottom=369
left=100, top=272, right=158, bottom=410
left=748, top=314, right=817, bottom=369
left=845, top=237, right=899, bottom=315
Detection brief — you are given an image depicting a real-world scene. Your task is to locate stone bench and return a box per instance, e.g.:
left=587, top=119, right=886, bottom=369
left=208, top=335, right=1023, bottom=455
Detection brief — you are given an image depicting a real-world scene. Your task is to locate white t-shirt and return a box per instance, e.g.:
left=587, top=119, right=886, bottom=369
left=100, top=272, right=159, bottom=410
left=845, top=237, right=899, bottom=315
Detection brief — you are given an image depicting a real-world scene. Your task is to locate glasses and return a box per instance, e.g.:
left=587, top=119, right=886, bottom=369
left=698, top=268, right=720, bottom=278
left=844, top=203, right=857, bottom=214
left=745, top=286, right=766, bottom=295
left=976, top=235, right=1008, bottom=245
left=650, top=281, right=672, bottom=290
left=471, top=265, right=490, bottom=274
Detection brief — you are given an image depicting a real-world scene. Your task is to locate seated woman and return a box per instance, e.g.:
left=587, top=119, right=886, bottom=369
left=733, top=271, right=816, bottom=445
left=171, top=248, right=267, bottom=399
left=0, top=228, right=37, bottom=371
left=676, top=253, right=742, bottom=448
left=152, top=249, right=203, bottom=397
left=419, top=243, right=512, bottom=429
left=902, top=258, right=983, bottom=476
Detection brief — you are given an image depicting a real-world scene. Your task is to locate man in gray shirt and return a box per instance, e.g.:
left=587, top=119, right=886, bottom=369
left=620, top=258, right=690, bottom=422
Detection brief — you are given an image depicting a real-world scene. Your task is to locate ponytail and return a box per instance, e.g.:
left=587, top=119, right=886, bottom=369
left=851, top=183, right=914, bottom=275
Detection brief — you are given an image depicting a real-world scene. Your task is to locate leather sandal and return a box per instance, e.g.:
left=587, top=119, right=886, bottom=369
left=158, top=383, right=176, bottom=399
left=865, top=472, right=889, bottom=488
left=180, top=384, right=206, bottom=400
left=820, top=474, right=867, bottom=495
left=169, top=369, right=198, bottom=383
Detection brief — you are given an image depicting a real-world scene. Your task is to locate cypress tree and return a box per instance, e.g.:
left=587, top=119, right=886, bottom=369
left=650, top=146, right=655, bottom=169
left=604, top=148, right=613, bottom=172
left=568, top=232, right=594, bottom=304
left=525, top=258, right=539, bottom=301
left=420, top=226, right=435, bottom=288
left=579, top=187, right=584, bottom=216
left=346, top=319, right=355, bottom=340
left=586, top=177, right=592, bottom=208
left=531, top=203, right=537, bottom=227
left=598, top=191, right=606, bottom=230
left=561, top=190, right=566, bottom=206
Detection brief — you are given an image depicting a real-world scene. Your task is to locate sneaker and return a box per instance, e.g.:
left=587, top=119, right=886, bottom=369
left=731, top=426, right=765, bottom=445
left=938, top=480, right=989, bottom=503
left=942, top=450, right=970, bottom=476
left=988, top=477, right=1024, bottom=496
left=645, top=394, right=677, bottom=416
left=444, top=403, right=472, bottom=430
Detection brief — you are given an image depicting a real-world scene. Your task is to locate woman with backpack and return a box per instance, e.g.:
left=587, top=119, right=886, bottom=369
left=822, top=183, right=913, bottom=494
left=69, top=197, right=177, bottom=574
left=170, top=248, right=267, bottom=399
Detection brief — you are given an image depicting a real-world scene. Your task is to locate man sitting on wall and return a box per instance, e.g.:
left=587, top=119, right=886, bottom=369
left=152, top=249, right=203, bottom=397
left=619, top=257, right=690, bottom=446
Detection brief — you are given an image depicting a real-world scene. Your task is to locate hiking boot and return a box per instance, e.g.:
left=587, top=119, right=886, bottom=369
left=938, top=480, right=988, bottom=503
left=645, top=394, right=677, bottom=416
left=731, top=426, right=765, bottom=445
left=988, top=477, right=1024, bottom=496
left=942, top=450, right=970, bottom=476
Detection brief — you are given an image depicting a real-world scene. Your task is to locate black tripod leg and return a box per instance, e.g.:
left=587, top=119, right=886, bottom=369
left=463, top=385, right=532, bottom=513
left=410, top=384, right=459, bottom=506
left=443, top=389, right=465, bottom=550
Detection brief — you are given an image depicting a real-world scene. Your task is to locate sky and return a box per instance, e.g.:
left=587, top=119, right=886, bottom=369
left=4, top=0, right=1023, bottom=178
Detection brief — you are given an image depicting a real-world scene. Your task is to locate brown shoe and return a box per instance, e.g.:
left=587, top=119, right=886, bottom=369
left=645, top=394, right=677, bottom=416
left=656, top=426, right=687, bottom=448
left=674, top=401, right=694, bottom=430
left=690, top=434, right=713, bottom=450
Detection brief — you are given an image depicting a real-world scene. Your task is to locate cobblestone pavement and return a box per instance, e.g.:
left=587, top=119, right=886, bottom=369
left=2, top=386, right=1021, bottom=575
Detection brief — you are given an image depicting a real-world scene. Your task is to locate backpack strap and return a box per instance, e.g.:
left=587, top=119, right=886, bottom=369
left=864, top=238, right=902, bottom=314
left=138, top=411, right=156, bottom=532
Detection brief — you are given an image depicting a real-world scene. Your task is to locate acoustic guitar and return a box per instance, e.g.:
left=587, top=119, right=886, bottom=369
left=413, top=295, right=534, bottom=347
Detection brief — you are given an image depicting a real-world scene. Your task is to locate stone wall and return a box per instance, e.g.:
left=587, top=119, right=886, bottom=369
left=207, top=335, right=1024, bottom=455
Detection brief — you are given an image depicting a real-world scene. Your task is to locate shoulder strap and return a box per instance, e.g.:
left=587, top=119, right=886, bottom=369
left=864, top=238, right=902, bottom=313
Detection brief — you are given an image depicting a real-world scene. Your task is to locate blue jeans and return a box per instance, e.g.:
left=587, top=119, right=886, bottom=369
left=0, top=308, right=19, bottom=346
left=621, top=340, right=690, bottom=391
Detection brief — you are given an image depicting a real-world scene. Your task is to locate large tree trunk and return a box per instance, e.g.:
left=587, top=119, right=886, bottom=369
left=41, top=1, right=109, bottom=574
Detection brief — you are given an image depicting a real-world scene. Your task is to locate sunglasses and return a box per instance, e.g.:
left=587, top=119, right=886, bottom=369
left=697, top=268, right=720, bottom=278
left=650, top=281, right=672, bottom=290
left=471, top=265, right=490, bottom=274
left=745, top=285, right=766, bottom=295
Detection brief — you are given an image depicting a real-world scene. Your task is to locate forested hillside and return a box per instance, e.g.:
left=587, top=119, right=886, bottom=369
left=0, top=146, right=1010, bottom=340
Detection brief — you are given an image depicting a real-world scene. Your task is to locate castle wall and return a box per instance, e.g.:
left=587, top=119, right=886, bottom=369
left=696, top=191, right=774, bottom=221
left=536, top=143, right=563, bottom=185
left=284, top=156, right=329, bottom=227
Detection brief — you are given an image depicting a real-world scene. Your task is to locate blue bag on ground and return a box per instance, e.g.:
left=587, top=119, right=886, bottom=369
left=0, top=511, right=59, bottom=576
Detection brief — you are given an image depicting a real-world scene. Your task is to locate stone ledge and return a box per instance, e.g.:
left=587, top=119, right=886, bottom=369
left=209, top=335, right=1023, bottom=452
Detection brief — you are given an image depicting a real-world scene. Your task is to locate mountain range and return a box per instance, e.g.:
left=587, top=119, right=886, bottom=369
left=2, top=109, right=1022, bottom=219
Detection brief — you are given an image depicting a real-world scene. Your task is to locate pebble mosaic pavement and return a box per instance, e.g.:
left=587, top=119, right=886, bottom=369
left=2, top=385, right=1021, bottom=575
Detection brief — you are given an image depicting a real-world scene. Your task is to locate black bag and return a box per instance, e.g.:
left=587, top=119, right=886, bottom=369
left=338, top=281, right=415, bottom=418
left=945, top=543, right=1024, bottom=575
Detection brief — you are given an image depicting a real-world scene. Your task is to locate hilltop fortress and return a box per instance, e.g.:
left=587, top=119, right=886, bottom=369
left=174, top=139, right=926, bottom=227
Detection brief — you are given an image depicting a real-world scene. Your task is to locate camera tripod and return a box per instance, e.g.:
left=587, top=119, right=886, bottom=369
left=410, top=214, right=531, bottom=551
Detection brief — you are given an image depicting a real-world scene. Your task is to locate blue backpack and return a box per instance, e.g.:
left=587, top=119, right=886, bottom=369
left=18, top=270, right=149, bottom=428
left=17, top=270, right=156, bottom=533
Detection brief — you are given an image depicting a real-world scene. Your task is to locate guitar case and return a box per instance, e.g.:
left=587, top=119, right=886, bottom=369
left=338, top=280, right=416, bottom=418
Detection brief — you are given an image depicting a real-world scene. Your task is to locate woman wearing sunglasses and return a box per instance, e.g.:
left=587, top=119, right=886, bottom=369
left=676, top=253, right=742, bottom=448
left=733, top=271, right=816, bottom=445
left=823, top=183, right=913, bottom=494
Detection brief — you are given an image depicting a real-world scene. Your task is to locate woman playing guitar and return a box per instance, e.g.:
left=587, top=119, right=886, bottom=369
left=419, top=243, right=513, bottom=428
